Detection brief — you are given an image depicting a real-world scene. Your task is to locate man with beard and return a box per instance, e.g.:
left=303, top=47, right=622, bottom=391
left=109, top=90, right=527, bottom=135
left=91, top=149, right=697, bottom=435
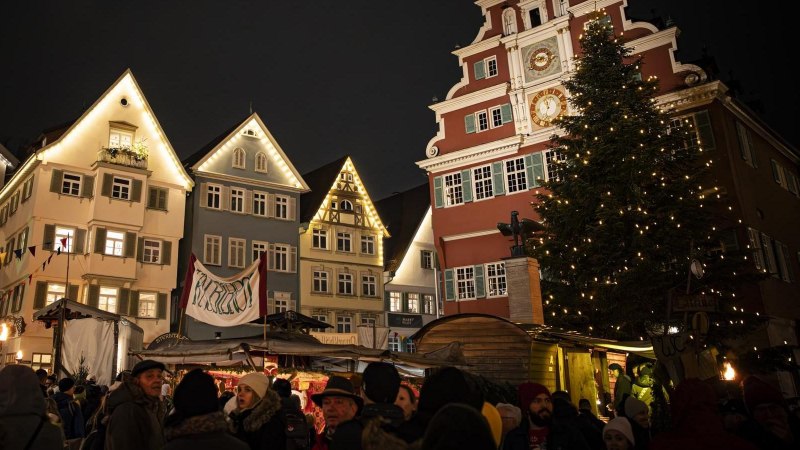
left=503, top=382, right=589, bottom=450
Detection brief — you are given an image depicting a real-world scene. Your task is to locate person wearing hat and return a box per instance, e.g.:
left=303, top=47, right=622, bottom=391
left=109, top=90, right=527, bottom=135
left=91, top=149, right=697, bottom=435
left=228, top=371, right=287, bottom=450
left=311, top=375, right=363, bottom=450
left=163, top=369, right=248, bottom=450
left=603, top=417, right=635, bottom=450
left=52, top=376, right=86, bottom=440
left=105, top=359, right=167, bottom=450
left=738, top=375, right=799, bottom=450
left=620, top=395, right=649, bottom=450
left=0, top=365, right=65, bottom=450
left=608, top=364, right=632, bottom=416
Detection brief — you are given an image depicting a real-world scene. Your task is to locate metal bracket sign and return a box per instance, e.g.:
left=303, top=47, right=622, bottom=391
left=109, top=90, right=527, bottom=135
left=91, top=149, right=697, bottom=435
left=672, top=294, right=718, bottom=312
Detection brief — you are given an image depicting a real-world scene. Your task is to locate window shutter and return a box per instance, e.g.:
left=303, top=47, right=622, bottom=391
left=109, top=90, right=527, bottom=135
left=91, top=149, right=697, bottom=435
left=118, top=288, right=130, bottom=316
left=747, top=228, right=765, bottom=271
left=266, top=194, right=275, bottom=218
left=475, top=265, right=485, bottom=298
left=245, top=190, right=253, bottom=214
left=81, top=175, right=95, bottom=198
left=158, top=188, right=168, bottom=210
left=693, top=111, right=715, bottom=152
left=68, top=284, right=79, bottom=302
left=761, top=232, right=778, bottom=275
left=129, top=291, right=140, bottom=318
left=12, top=285, right=24, bottom=312
left=75, top=229, right=87, bottom=254
left=157, top=293, right=168, bottom=319
left=87, top=285, right=100, bottom=308
left=148, top=187, right=158, bottom=208
left=94, top=228, right=107, bottom=254
left=162, top=241, right=172, bottom=265
left=433, top=176, right=444, bottom=208
left=268, top=243, right=276, bottom=270
left=526, top=153, right=544, bottom=188
left=461, top=170, right=473, bottom=203
left=124, top=232, right=137, bottom=258
left=131, top=180, right=142, bottom=202
left=101, top=174, right=113, bottom=197
left=444, top=269, right=455, bottom=301
left=137, top=238, right=144, bottom=262
left=500, top=103, right=513, bottom=123
left=289, top=246, right=297, bottom=272
left=200, top=183, right=208, bottom=208
left=22, top=176, right=33, bottom=201
left=222, top=186, right=231, bottom=211
left=50, top=170, right=63, bottom=193
left=465, top=114, right=476, bottom=134
left=420, top=250, right=425, bottom=268
left=289, top=197, right=297, bottom=221
left=492, top=162, right=506, bottom=195
left=401, top=292, right=408, bottom=312
left=44, top=224, right=56, bottom=251
left=474, top=61, right=486, bottom=80
left=34, top=281, right=48, bottom=310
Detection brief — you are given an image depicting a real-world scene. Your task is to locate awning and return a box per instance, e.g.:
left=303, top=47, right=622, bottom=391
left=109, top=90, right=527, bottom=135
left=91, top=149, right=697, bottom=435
left=33, top=298, right=144, bottom=333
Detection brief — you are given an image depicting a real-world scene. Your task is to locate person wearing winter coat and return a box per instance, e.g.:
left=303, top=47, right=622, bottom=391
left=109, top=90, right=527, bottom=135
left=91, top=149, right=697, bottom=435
left=229, top=372, right=288, bottom=450
left=52, top=377, right=86, bottom=440
left=0, top=365, right=65, bottom=450
left=105, top=359, right=168, bottom=450
left=163, top=369, right=248, bottom=450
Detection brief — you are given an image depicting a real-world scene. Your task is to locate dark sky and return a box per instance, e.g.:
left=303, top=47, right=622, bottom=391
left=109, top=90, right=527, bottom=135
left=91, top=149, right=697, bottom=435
left=1, top=1, right=795, bottom=200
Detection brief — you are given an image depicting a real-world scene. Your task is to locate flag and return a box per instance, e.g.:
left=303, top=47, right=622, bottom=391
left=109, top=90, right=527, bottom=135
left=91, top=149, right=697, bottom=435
left=28, top=246, right=36, bottom=257
left=57, top=247, right=61, bottom=255
left=14, top=249, right=23, bottom=260
left=48, top=254, right=54, bottom=263
left=60, top=237, right=68, bottom=248
left=179, top=253, right=267, bottom=327
left=42, top=261, right=46, bottom=271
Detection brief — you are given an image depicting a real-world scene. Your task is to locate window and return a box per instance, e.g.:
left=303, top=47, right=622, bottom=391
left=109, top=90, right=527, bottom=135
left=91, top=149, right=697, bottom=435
left=338, top=272, right=354, bottom=295
left=775, top=241, right=794, bottom=283
left=444, top=172, right=463, bottom=206
left=31, top=353, right=52, bottom=372
left=206, top=184, right=221, bottom=209
left=545, top=149, right=567, bottom=182
left=761, top=232, right=779, bottom=275
left=421, top=250, right=434, bottom=269
left=362, top=274, right=376, bottom=297
left=98, top=287, right=118, bottom=313
left=17, top=228, right=28, bottom=254
left=486, top=262, right=507, bottom=297
left=341, top=200, right=353, bottom=211
left=556, top=0, right=568, bottom=16
left=486, top=57, right=498, bottom=77
left=62, top=173, right=81, bottom=196
left=109, top=129, right=133, bottom=148
left=529, top=7, right=542, bottom=27
left=46, top=283, right=66, bottom=306
left=502, top=8, right=517, bottom=34
left=271, top=244, right=292, bottom=272
left=111, top=176, right=131, bottom=200
left=312, top=229, right=328, bottom=249
left=473, top=165, right=493, bottom=200
left=361, top=235, right=375, bottom=255
left=340, top=172, right=353, bottom=182
left=423, top=294, right=435, bottom=314
left=407, top=293, right=420, bottom=313
left=147, top=187, right=168, bottom=210
left=142, top=239, right=162, bottom=264
left=406, top=340, right=416, bottom=353
left=506, top=157, right=528, bottom=193
left=736, top=121, right=756, bottom=168
left=255, top=152, right=268, bottom=173
left=388, top=336, right=400, bottom=352
left=361, top=316, right=376, bottom=327
left=337, top=316, right=352, bottom=333
left=229, top=238, right=246, bottom=268
left=476, top=110, right=489, bottom=132
left=313, top=270, right=329, bottom=293
left=456, top=267, right=476, bottom=299
left=389, top=291, right=401, bottom=312
left=771, top=160, right=787, bottom=188
left=747, top=228, right=765, bottom=271
left=230, top=188, right=245, bottom=213
left=22, top=176, right=34, bottom=201
left=252, top=192, right=267, bottom=216
left=252, top=241, right=268, bottom=263
left=274, top=195, right=289, bottom=219
left=274, top=292, right=291, bottom=313
left=311, top=314, right=328, bottom=332
left=490, top=106, right=503, bottom=128
left=104, top=231, right=125, bottom=256
left=233, top=148, right=246, bottom=169
left=204, top=235, right=222, bottom=265
left=786, top=172, right=800, bottom=197
left=138, top=292, right=157, bottom=318
left=337, top=232, right=352, bottom=252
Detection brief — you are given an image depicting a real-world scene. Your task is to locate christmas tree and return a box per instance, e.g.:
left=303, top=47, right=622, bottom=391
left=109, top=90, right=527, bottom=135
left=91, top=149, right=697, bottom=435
left=529, top=12, right=760, bottom=343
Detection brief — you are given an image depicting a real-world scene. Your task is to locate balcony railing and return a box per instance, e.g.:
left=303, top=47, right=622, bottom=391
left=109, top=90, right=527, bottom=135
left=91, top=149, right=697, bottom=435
left=97, top=147, right=148, bottom=169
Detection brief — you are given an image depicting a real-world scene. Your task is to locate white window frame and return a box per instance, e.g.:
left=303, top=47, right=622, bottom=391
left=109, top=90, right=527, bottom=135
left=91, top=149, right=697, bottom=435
left=444, top=172, right=464, bottom=207
left=138, top=292, right=157, bottom=318
left=406, top=340, right=416, bottom=353
left=485, top=56, right=498, bottom=78
left=475, top=110, right=489, bottom=132
left=360, top=235, right=375, bottom=255
left=233, top=148, right=246, bottom=169
left=142, top=239, right=162, bottom=264
left=786, top=172, right=800, bottom=197
left=229, top=238, right=246, bottom=268
left=338, top=272, right=354, bottom=295
left=252, top=240, right=268, bottom=264
left=505, top=157, right=528, bottom=193
left=274, top=194, right=290, bottom=219
left=361, top=274, right=377, bottom=297
left=423, top=294, right=435, bottom=315
left=545, top=149, right=567, bottom=182
left=456, top=267, right=476, bottom=300
left=255, top=152, right=268, bottom=173
left=388, top=335, right=401, bottom=352
left=206, top=184, right=222, bottom=210
left=486, top=262, right=507, bottom=297
left=230, top=188, right=245, bottom=213
left=421, top=250, right=434, bottom=269
left=407, top=293, right=420, bottom=313
left=489, top=106, right=503, bottom=128
left=271, top=243, right=291, bottom=272
left=502, top=7, right=517, bottom=34
left=98, top=286, right=118, bottom=313
left=311, top=314, right=328, bottom=332
left=337, top=232, right=352, bottom=252
left=361, top=316, right=376, bottom=326
left=472, top=165, right=494, bottom=200
left=204, top=234, right=222, bottom=265
left=341, top=200, right=354, bottom=211
left=61, top=172, right=82, bottom=196
left=252, top=191, right=267, bottom=216
left=46, top=283, right=66, bottom=306
left=337, top=316, right=353, bottom=333
left=109, top=129, right=133, bottom=148
left=273, top=291, right=292, bottom=313
left=312, top=228, right=328, bottom=250
left=313, top=270, right=330, bottom=293
left=389, top=291, right=401, bottom=312
left=104, top=230, right=125, bottom=256
left=55, top=226, right=76, bottom=253
left=111, top=176, right=131, bottom=200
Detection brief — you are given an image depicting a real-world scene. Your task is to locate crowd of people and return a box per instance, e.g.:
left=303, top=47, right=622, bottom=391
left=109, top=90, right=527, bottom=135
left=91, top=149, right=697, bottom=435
left=1, top=360, right=799, bottom=450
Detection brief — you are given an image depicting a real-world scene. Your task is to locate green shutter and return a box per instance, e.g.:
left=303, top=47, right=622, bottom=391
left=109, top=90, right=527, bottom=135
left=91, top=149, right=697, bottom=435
left=384, top=290, right=391, bottom=310
left=492, top=162, right=505, bottom=195
left=22, top=177, right=33, bottom=201
left=118, top=288, right=130, bottom=316
left=132, top=180, right=142, bottom=202
left=474, top=265, right=485, bottom=298
left=137, top=238, right=144, bottom=262
left=401, top=292, right=408, bottom=312
left=433, top=176, right=444, bottom=208
left=81, top=175, right=95, bottom=198
left=444, top=269, right=455, bottom=301
left=94, top=228, right=107, bottom=254
left=465, top=114, right=476, bottom=134
left=461, top=170, right=473, bottom=203
left=75, top=229, right=86, bottom=254
left=87, top=285, right=100, bottom=308
left=694, top=111, right=715, bottom=152
left=158, top=188, right=168, bottom=210
left=162, top=241, right=172, bottom=265
left=34, top=281, right=48, bottom=310
left=526, top=153, right=544, bottom=188
left=129, top=291, right=140, bottom=318
left=101, top=174, right=112, bottom=197
left=124, top=232, right=136, bottom=258
left=157, top=293, right=168, bottom=319
left=43, top=224, right=56, bottom=251
left=500, top=103, right=513, bottom=123
left=50, top=170, right=63, bottom=193
left=474, top=61, right=486, bottom=80
left=12, top=285, right=24, bottom=312
left=68, top=285, right=79, bottom=302
left=148, top=187, right=157, bottom=208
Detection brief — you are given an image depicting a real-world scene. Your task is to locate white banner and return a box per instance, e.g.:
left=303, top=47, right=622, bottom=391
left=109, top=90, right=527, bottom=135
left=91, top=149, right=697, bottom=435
left=180, top=253, right=267, bottom=327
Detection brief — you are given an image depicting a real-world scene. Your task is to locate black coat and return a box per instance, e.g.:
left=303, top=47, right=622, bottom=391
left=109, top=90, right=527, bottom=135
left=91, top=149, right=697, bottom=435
left=229, top=389, right=287, bottom=450
left=502, top=416, right=590, bottom=450
left=164, top=411, right=249, bottom=450
left=105, top=382, right=166, bottom=450
left=52, top=391, right=86, bottom=439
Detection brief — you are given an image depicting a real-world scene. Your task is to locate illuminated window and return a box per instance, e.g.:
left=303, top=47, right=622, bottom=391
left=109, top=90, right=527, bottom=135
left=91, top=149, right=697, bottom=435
left=138, top=292, right=157, bottom=318
left=46, top=283, right=66, bottom=306
left=255, top=152, right=268, bottom=173
left=407, top=293, right=419, bottom=313
left=98, top=286, right=118, bottom=313
left=423, top=294, right=435, bottom=314
left=232, top=148, right=246, bottom=169
left=389, top=291, right=401, bottom=312
left=486, top=262, right=507, bottom=297
left=31, top=353, right=52, bottom=372
left=109, top=129, right=133, bottom=148
left=142, top=239, right=161, bottom=264
left=444, top=172, right=463, bottom=206
left=104, top=231, right=124, bottom=256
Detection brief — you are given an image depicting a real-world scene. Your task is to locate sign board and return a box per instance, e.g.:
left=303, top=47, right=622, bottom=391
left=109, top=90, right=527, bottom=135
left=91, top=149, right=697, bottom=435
left=388, top=313, right=423, bottom=328
left=673, top=294, right=718, bottom=312
left=310, top=332, right=358, bottom=345
left=147, top=332, right=189, bottom=350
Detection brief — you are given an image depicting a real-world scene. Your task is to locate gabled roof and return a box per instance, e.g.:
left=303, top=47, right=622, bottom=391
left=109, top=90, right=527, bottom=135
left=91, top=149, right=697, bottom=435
left=374, top=183, right=431, bottom=272
left=299, top=156, right=349, bottom=223
left=0, top=142, right=19, bottom=169
left=183, top=117, right=247, bottom=169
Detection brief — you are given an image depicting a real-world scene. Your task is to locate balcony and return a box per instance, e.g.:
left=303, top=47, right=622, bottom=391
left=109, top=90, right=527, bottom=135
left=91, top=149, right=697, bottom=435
left=97, top=147, right=148, bottom=170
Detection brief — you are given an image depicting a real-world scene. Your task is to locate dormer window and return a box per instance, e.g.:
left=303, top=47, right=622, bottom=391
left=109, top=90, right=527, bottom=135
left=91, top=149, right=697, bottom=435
left=233, top=148, right=246, bottom=169
left=341, top=200, right=353, bottom=211
left=340, top=172, right=353, bottom=182
left=242, top=129, right=258, bottom=138
left=109, top=129, right=133, bottom=148
left=255, top=152, right=268, bottom=173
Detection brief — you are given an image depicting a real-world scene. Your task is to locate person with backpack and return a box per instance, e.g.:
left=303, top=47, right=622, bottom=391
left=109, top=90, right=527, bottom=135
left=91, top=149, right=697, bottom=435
left=273, top=378, right=312, bottom=450
left=53, top=377, right=86, bottom=441
left=229, top=372, right=289, bottom=450
left=0, top=365, right=65, bottom=450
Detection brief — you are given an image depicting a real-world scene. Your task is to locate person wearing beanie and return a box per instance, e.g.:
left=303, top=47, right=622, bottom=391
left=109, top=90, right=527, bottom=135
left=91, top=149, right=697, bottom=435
left=603, top=417, right=635, bottom=450
left=481, top=401, right=503, bottom=448
left=105, top=359, right=167, bottom=450
left=52, top=377, right=86, bottom=440
left=502, top=382, right=589, bottom=450
left=421, top=403, right=497, bottom=450
left=738, top=375, right=799, bottom=450
left=617, top=395, right=649, bottom=450
left=0, top=365, right=65, bottom=449
left=161, top=369, right=248, bottom=450
left=229, top=371, right=287, bottom=450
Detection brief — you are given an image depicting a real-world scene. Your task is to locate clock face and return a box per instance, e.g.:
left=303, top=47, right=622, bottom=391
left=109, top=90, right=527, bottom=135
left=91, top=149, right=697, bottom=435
left=530, top=48, right=555, bottom=72
left=529, top=88, right=568, bottom=128
left=522, top=37, right=561, bottom=82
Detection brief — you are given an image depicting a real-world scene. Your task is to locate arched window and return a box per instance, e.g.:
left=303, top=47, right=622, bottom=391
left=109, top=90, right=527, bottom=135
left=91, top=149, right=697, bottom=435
left=503, top=8, right=517, bottom=35
left=340, top=200, right=353, bottom=211
left=255, top=152, right=268, bottom=173
left=232, top=148, right=246, bottom=169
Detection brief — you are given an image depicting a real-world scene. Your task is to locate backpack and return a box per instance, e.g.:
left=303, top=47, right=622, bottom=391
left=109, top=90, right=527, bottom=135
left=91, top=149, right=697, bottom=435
left=283, top=408, right=310, bottom=450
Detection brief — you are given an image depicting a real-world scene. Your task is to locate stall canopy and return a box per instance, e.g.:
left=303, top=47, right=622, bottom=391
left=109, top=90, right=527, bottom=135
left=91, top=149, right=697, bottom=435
left=518, top=324, right=657, bottom=360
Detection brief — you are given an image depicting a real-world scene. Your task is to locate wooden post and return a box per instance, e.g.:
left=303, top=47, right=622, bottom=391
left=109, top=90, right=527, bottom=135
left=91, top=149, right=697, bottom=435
left=53, top=301, right=66, bottom=378
left=176, top=308, right=186, bottom=338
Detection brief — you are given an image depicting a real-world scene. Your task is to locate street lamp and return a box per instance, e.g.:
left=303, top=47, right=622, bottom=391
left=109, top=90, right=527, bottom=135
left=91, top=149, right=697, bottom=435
left=15, top=350, right=22, bottom=364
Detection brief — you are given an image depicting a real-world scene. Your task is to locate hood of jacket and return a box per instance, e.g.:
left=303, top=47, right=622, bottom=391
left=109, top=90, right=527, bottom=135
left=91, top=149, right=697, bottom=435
left=165, top=411, right=231, bottom=441
left=0, top=365, right=47, bottom=417
left=52, top=391, right=74, bottom=410
left=232, top=388, right=281, bottom=433
left=106, top=380, right=163, bottom=416
left=362, top=403, right=405, bottom=429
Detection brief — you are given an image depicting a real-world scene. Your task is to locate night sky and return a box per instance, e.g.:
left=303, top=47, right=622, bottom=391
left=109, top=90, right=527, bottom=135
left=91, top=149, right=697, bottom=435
left=1, top=1, right=795, bottom=200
